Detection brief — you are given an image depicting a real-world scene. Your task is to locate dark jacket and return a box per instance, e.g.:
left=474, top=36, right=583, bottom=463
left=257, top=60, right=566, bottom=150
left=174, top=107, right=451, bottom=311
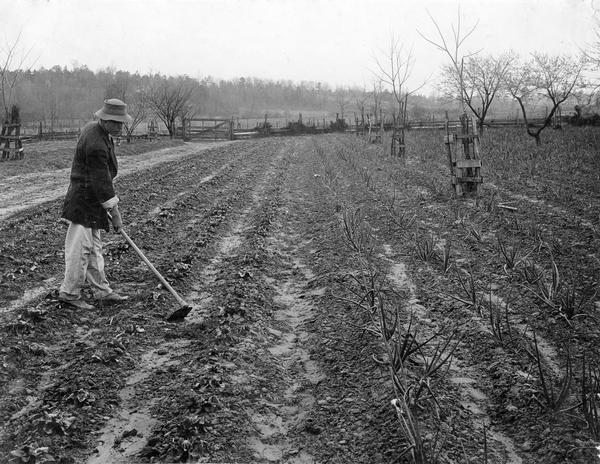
left=62, top=121, right=118, bottom=231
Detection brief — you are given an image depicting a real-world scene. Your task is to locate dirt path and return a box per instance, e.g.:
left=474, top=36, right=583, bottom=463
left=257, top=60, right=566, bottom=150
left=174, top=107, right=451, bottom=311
left=243, top=142, right=324, bottom=463
left=0, top=141, right=233, bottom=220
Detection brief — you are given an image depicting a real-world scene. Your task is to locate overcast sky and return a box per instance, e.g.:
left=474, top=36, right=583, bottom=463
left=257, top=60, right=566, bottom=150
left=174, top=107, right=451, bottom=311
left=3, top=0, right=598, bottom=94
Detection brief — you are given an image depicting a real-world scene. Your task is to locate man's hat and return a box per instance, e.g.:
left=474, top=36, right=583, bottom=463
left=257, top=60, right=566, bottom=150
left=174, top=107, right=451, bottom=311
left=94, top=98, right=133, bottom=124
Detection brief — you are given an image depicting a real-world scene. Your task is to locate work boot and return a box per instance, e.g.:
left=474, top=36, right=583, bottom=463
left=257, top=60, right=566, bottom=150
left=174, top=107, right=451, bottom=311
left=97, top=292, right=129, bottom=303
left=58, top=296, right=96, bottom=310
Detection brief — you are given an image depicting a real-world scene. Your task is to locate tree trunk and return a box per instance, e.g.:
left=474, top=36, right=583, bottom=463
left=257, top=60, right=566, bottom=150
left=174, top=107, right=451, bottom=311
left=168, top=118, right=175, bottom=139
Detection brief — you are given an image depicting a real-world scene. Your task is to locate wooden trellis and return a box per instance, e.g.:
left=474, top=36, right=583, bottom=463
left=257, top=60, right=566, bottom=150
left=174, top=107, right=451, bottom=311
left=391, top=94, right=408, bottom=157
left=1, top=105, right=24, bottom=161
left=444, top=113, right=482, bottom=197
left=366, top=114, right=376, bottom=143
left=391, top=113, right=406, bottom=157
left=0, top=123, right=24, bottom=161
left=367, top=109, right=384, bottom=144
left=147, top=120, right=159, bottom=139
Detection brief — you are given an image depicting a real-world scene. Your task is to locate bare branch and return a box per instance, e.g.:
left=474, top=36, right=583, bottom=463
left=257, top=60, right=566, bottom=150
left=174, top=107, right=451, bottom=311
left=0, top=31, right=35, bottom=119
left=505, top=53, right=585, bottom=144
left=418, top=8, right=480, bottom=113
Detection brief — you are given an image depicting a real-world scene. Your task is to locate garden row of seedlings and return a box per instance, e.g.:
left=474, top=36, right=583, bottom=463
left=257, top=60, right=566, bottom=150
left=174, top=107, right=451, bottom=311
left=390, top=151, right=600, bottom=457
left=0, top=141, right=274, bottom=463
left=314, top=137, right=473, bottom=463
left=320, top=134, right=599, bottom=462
left=111, top=140, right=291, bottom=462
left=114, top=141, right=296, bottom=462
left=408, top=137, right=597, bottom=458
left=481, top=127, right=599, bottom=223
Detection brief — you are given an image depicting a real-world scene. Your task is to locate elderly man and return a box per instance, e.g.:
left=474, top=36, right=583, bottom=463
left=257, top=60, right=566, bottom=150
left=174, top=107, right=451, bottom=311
left=58, top=99, right=132, bottom=310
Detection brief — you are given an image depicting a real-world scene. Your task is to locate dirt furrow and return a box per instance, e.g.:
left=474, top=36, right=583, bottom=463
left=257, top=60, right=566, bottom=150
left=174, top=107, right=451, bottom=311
left=1, top=158, right=236, bottom=318
left=0, top=142, right=233, bottom=220
left=245, top=199, right=324, bottom=462
left=381, top=245, right=524, bottom=463
left=245, top=265, right=321, bottom=463
left=0, top=140, right=277, bottom=463
left=84, top=141, right=284, bottom=461
left=87, top=339, right=191, bottom=464
left=247, top=137, right=404, bottom=463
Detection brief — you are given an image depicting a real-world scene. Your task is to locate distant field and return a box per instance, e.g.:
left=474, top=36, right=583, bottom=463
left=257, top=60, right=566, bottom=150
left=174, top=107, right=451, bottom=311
left=0, top=138, right=185, bottom=179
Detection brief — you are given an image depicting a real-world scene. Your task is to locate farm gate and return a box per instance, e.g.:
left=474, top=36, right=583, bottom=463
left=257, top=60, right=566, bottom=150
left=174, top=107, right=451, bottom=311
left=181, top=118, right=234, bottom=141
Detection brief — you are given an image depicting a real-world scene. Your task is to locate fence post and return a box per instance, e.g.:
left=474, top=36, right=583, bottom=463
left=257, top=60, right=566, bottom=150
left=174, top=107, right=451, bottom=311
left=379, top=109, right=384, bottom=145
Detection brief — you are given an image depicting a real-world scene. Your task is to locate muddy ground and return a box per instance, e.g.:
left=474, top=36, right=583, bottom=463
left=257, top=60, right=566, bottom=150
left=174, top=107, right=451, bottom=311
left=0, top=133, right=599, bottom=463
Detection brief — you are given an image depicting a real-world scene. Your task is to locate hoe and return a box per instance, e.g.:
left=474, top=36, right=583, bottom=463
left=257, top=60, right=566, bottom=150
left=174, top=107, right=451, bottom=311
left=109, top=213, right=192, bottom=321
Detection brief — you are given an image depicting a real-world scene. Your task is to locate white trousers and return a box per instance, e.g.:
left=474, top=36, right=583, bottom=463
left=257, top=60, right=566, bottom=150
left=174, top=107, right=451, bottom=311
left=59, top=222, right=113, bottom=300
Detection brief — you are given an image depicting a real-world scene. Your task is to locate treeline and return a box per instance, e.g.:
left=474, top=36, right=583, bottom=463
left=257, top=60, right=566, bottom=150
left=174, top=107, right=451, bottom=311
left=8, top=64, right=553, bottom=139
left=11, top=65, right=350, bottom=122
left=10, top=65, right=467, bottom=128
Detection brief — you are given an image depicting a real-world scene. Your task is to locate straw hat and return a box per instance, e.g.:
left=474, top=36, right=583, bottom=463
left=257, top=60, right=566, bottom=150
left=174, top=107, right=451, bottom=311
left=94, top=98, right=133, bottom=124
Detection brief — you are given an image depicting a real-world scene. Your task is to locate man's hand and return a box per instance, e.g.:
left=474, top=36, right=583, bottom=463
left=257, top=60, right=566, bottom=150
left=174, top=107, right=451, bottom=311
left=109, top=206, right=123, bottom=233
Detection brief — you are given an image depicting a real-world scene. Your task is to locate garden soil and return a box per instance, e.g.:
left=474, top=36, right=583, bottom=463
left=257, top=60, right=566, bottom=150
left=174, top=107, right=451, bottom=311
left=0, top=134, right=599, bottom=463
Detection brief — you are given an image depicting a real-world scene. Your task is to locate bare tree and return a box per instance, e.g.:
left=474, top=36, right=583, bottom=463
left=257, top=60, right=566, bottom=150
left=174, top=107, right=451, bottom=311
left=582, top=19, right=600, bottom=103
left=375, top=37, right=418, bottom=112
left=440, top=52, right=515, bottom=130
left=418, top=8, right=479, bottom=114
left=368, top=80, right=384, bottom=143
left=353, top=86, right=369, bottom=130
left=0, top=32, right=33, bottom=121
left=505, top=53, right=585, bottom=146
left=370, top=80, right=383, bottom=121
left=374, top=36, right=424, bottom=155
left=335, top=87, right=349, bottom=122
left=124, top=89, right=149, bottom=143
left=148, top=75, right=200, bottom=138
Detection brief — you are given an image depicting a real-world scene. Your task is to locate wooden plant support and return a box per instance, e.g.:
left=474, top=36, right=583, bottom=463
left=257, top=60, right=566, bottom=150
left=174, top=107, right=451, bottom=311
left=371, top=110, right=383, bottom=144
left=1, top=105, right=24, bottom=160
left=148, top=120, right=159, bottom=139
left=444, top=113, right=482, bottom=197
left=378, top=109, right=384, bottom=144
left=0, top=123, right=24, bottom=161
left=391, top=112, right=406, bottom=157
left=391, top=95, right=408, bottom=157
left=228, top=117, right=234, bottom=140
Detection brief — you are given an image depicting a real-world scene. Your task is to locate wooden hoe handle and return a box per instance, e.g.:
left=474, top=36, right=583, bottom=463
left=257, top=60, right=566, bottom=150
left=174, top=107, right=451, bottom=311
left=107, top=212, right=189, bottom=308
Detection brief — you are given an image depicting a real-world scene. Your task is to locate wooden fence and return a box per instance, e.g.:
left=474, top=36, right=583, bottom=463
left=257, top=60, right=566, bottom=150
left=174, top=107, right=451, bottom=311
left=349, top=117, right=562, bottom=132
left=178, top=116, right=337, bottom=141
left=6, top=114, right=573, bottom=146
